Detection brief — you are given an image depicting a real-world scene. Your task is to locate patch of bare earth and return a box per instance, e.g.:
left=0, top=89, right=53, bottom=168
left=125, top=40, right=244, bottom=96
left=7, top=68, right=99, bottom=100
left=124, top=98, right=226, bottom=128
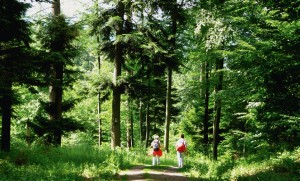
left=118, top=165, right=189, bottom=181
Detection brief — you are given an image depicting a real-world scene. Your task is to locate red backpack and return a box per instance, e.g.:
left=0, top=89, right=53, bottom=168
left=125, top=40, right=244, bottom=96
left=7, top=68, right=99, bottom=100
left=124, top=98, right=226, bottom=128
left=176, top=142, right=186, bottom=152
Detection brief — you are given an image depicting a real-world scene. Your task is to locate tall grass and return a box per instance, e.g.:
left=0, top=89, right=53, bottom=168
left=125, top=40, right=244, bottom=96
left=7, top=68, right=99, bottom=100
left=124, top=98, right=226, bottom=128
left=0, top=143, right=127, bottom=180
left=0, top=140, right=167, bottom=180
left=185, top=147, right=300, bottom=181
left=1, top=142, right=299, bottom=180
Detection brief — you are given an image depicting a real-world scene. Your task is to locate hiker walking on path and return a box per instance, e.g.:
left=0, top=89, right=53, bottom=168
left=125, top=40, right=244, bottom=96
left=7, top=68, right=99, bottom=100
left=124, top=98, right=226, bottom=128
left=176, top=134, right=187, bottom=168
left=150, top=135, right=163, bottom=166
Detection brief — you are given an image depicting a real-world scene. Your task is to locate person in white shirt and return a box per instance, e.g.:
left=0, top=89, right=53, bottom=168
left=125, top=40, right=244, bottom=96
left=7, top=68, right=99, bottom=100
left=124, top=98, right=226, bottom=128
left=175, top=134, right=187, bottom=168
left=151, top=135, right=162, bottom=166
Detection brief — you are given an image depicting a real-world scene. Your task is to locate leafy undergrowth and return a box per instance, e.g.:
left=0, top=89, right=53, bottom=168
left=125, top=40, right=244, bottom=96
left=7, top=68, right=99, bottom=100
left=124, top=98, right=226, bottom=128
left=0, top=144, right=130, bottom=181
left=0, top=142, right=160, bottom=181
left=185, top=147, right=300, bottom=181
left=1, top=145, right=299, bottom=181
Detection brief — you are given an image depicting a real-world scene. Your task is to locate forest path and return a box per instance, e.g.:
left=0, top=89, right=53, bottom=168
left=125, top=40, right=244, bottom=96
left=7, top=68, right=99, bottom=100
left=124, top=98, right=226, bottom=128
left=118, top=165, right=189, bottom=181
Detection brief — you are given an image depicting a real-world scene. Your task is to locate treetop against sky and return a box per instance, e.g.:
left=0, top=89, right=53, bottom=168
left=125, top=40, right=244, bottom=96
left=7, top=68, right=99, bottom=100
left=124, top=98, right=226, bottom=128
left=25, top=0, right=92, bottom=18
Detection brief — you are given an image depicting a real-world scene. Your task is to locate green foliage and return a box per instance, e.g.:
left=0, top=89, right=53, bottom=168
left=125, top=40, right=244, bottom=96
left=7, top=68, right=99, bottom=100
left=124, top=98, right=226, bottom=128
left=36, top=15, right=79, bottom=52
left=0, top=0, right=31, bottom=43
left=1, top=141, right=299, bottom=180
left=2, top=0, right=299, bottom=173
left=0, top=0, right=45, bottom=151
left=185, top=147, right=300, bottom=180
left=0, top=144, right=126, bottom=180
left=181, top=0, right=300, bottom=159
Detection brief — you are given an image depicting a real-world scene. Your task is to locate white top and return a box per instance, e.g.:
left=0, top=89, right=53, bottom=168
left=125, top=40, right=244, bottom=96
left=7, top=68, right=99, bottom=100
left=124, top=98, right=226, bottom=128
left=176, top=138, right=187, bottom=147
left=151, top=139, right=160, bottom=147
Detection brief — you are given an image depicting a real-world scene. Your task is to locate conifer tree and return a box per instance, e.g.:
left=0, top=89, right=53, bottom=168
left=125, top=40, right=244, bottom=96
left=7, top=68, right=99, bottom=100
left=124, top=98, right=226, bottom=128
left=0, top=0, right=32, bottom=151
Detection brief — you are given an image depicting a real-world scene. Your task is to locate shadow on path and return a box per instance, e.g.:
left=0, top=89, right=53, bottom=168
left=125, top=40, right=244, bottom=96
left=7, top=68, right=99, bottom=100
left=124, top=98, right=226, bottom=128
left=119, top=165, right=192, bottom=181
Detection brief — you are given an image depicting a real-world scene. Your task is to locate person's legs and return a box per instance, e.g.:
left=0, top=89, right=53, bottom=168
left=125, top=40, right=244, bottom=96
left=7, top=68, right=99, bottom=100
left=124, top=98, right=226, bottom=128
left=181, top=153, right=184, bottom=167
left=177, top=152, right=184, bottom=167
left=157, top=156, right=160, bottom=165
left=152, top=156, right=156, bottom=166
left=177, top=151, right=182, bottom=167
left=153, top=155, right=160, bottom=166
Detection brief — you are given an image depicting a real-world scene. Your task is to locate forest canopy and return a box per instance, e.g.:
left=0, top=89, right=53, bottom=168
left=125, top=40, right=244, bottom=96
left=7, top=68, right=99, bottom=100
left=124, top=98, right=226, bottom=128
left=1, top=0, right=299, bottom=162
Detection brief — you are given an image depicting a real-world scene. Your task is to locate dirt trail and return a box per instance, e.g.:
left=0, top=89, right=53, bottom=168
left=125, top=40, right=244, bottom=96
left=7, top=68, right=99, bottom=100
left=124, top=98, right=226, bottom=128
left=118, top=165, right=189, bottom=181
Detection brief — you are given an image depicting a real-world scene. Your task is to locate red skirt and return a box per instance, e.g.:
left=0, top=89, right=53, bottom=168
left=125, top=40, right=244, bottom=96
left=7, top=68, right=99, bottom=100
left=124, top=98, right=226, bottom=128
left=153, top=149, right=163, bottom=157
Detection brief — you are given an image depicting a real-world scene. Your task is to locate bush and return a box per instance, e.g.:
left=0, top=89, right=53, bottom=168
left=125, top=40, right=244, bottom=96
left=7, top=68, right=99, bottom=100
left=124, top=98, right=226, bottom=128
left=184, top=147, right=300, bottom=180
left=0, top=144, right=122, bottom=180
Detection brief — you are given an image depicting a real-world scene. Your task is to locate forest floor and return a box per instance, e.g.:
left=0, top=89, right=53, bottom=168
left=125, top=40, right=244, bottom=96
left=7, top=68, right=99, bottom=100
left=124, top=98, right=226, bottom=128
left=118, top=164, right=192, bottom=181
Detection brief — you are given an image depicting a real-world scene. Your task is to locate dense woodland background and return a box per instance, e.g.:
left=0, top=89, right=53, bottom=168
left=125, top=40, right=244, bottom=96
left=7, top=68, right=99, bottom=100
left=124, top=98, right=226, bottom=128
left=0, top=0, right=300, bottom=180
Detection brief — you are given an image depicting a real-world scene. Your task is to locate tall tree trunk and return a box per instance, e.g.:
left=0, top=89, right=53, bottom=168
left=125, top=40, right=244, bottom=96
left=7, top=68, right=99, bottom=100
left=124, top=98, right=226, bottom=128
left=97, top=80, right=102, bottom=146
left=145, top=100, right=150, bottom=148
left=145, top=65, right=151, bottom=148
left=200, top=62, right=206, bottom=100
left=137, top=5, right=145, bottom=146
left=1, top=77, right=12, bottom=152
left=203, top=61, right=210, bottom=155
left=126, top=115, right=131, bottom=148
left=111, top=1, right=124, bottom=148
left=52, top=0, right=60, bottom=15
left=126, top=98, right=133, bottom=148
left=164, top=67, right=172, bottom=152
left=139, top=99, right=144, bottom=144
left=97, top=64, right=101, bottom=146
left=49, top=0, right=63, bottom=146
left=164, top=1, right=177, bottom=153
left=97, top=54, right=101, bottom=146
left=111, top=57, right=122, bottom=148
left=95, top=0, right=102, bottom=147
left=49, top=63, right=63, bottom=146
left=125, top=1, right=133, bottom=148
left=130, top=102, right=134, bottom=147
left=213, top=58, right=224, bottom=160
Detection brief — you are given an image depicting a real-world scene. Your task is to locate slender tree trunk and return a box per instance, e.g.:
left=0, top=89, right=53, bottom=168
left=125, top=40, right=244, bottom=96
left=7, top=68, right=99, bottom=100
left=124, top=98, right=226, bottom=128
left=97, top=88, right=102, bottom=146
left=111, top=1, right=124, bottom=148
left=164, top=1, right=177, bottom=153
left=97, top=22, right=102, bottom=147
left=1, top=78, right=12, bottom=152
left=124, top=0, right=133, bottom=149
left=200, top=62, right=206, bottom=99
left=49, top=62, right=63, bottom=146
left=139, top=99, right=144, bottom=144
left=48, top=0, right=63, bottom=146
left=126, top=114, right=131, bottom=148
left=97, top=84, right=102, bottom=146
left=97, top=48, right=102, bottom=147
left=126, top=98, right=133, bottom=148
left=130, top=102, right=134, bottom=147
left=213, top=58, right=224, bottom=160
left=94, top=0, right=102, bottom=147
left=203, top=61, right=210, bottom=155
left=145, top=100, right=150, bottom=148
left=97, top=53, right=101, bottom=146
left=164, top=67, right=172, bottom=152
left=98, top=117, right=102, bottom=146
